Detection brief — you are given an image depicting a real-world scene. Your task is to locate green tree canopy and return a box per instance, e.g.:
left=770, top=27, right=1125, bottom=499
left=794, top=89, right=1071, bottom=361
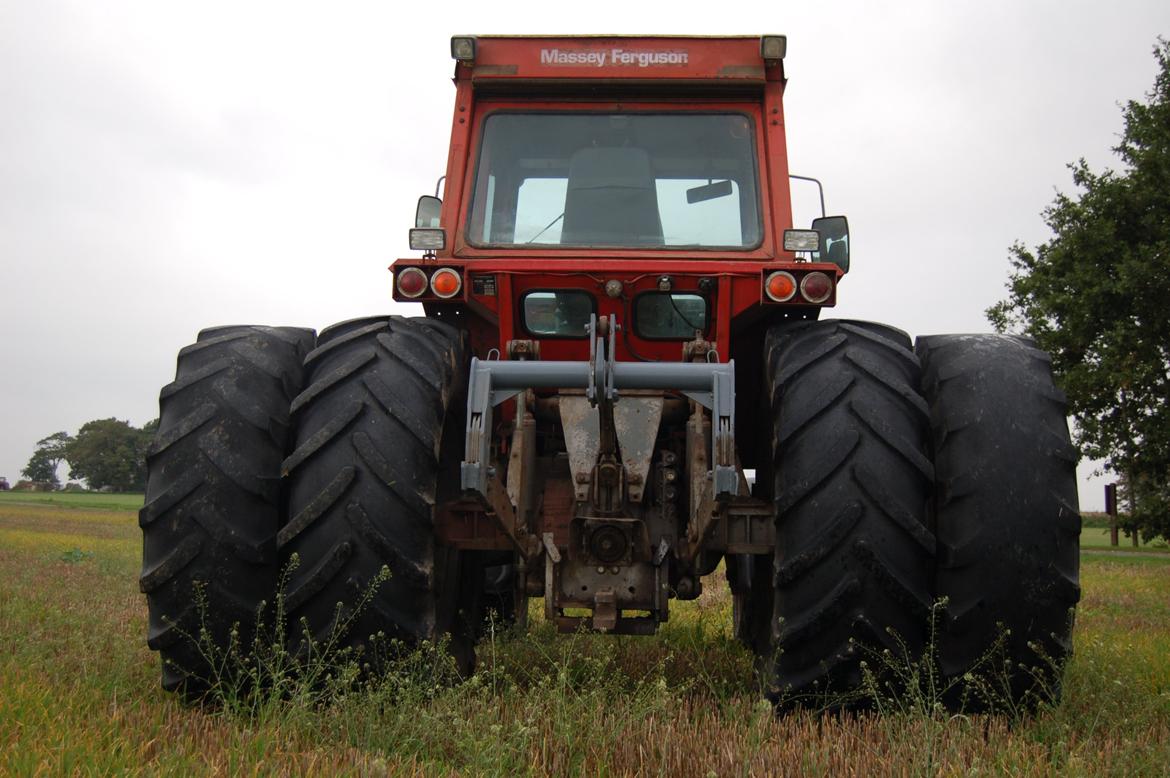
left=65, top=419, right=154, bottom=492
left=988, top=39, right=1170, bottom=539
left=20, top=431, right=73, bottom=486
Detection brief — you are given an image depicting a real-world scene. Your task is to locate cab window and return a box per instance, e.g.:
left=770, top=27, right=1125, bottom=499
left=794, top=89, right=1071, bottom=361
left=469, top=113, right=761, bottom=249
left=635, top=293, right=708, bottom=339
left=522, top=291, right=594, bottom=338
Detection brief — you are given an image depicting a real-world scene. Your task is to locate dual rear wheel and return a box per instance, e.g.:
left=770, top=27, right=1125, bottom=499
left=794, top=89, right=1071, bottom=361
left=143, top=316, right=1078, bottom=712
left=141, top=316, right=507, bottom=697
left=737, top=319, right=1080, bottom=711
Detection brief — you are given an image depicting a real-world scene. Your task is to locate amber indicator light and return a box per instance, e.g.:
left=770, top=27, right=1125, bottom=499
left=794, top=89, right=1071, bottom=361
left=430, top=268, right=463, bottom=299
left=765, top=271, right=797, bottom=302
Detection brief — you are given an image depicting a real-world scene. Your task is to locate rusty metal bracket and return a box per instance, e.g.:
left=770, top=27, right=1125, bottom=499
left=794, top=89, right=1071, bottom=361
left=613, top=397, right=663, bottom=503
left=592, top=588, right=618, bottom=632
left=543, top=532, right=560, bottom=622
left=506, top=393, right=536, bottom=524
left=468, top=472, right=541, bottom=560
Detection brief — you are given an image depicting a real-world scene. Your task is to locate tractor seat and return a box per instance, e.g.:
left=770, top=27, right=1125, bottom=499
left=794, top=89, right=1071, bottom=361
left=560, top=147, right=664, bottom=247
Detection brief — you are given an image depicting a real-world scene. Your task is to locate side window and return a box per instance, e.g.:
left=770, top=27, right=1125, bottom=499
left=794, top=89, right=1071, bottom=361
left=635, top=293, right=709, bottom=339
left=522, top=291, right=594, bottom=337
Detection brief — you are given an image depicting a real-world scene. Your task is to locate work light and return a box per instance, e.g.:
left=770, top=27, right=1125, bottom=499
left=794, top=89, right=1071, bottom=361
left=783, top=229, right=819, bottom=252
left=760, top=35, right=787, bottom=61
left=451, top=36, right=477, bottom=62
left=409, top=228, right=446, bottom=251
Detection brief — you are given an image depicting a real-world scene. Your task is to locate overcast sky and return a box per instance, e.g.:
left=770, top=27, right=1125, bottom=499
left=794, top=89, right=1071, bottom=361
left=2, top=1, right=1167, bottom=509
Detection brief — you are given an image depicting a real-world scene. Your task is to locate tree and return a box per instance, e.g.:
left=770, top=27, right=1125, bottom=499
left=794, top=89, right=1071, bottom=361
left=20, top=431, right=73, bottom=487
left=988, top=39, right=1170, bottom=540
left=65, top=418, right=154, bottom=492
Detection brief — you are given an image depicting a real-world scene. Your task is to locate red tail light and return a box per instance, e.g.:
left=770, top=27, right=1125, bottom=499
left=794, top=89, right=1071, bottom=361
left=396, top=267, right=428, bottom=298
left=799, top=271, right=833, bottom=304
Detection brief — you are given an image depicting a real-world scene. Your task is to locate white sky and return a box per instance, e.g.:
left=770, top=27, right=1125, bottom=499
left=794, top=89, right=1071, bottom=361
left=2, top=0, right=1168, bottom=509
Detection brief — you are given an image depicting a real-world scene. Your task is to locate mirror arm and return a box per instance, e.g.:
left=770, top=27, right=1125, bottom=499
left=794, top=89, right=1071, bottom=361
left=789, top=174, right=826, bottom=218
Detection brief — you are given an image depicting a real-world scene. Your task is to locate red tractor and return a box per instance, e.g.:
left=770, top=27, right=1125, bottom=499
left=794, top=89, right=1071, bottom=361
left=141, top=35, right=1080, bottom=709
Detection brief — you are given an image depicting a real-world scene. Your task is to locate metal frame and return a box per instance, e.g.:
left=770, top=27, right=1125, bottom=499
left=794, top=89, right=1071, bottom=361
left=461, top=314, right=737, bottom=501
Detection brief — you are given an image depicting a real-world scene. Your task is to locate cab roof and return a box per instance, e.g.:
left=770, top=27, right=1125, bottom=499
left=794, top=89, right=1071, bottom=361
left=452, top=35, right=786, bottom=87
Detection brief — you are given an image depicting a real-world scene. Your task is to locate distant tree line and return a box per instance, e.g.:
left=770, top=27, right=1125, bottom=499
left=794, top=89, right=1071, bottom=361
left=20, top=418, right=157, bottom=492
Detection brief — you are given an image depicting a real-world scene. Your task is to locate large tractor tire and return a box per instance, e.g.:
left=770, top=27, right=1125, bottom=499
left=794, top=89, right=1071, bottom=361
left=917, top=334, right=1080, bottom=709
left=727, top=552, right=774, bottom=659
left=140, top=325, right=315, bottom=696
left=278, top=316, right=472, bottom=673
left=764, top=320, right=936, bottom=707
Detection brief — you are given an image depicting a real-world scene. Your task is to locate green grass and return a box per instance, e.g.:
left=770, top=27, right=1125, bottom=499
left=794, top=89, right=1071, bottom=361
left=1080, top=526, right=1170, bottom=552
left=0, top=490, right=144, bottom=511
left=1, top=502, right=1168, bottom=775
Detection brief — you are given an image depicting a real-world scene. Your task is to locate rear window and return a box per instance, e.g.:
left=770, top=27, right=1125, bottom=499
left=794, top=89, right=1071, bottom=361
left=468, top=113, right=761, bottom=249
left=634, top=293, right=708, bottom=339
left=521, top=291, right=595, bottom=338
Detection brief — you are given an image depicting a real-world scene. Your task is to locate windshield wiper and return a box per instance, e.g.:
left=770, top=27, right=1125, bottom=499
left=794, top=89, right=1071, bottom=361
left=526, top=213, right=565, bottom=244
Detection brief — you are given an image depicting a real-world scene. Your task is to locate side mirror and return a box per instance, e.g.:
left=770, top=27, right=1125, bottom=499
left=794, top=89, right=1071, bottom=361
left=813, top=215, right=849, bottom=273
left=415, top=195, right=442, bottom=228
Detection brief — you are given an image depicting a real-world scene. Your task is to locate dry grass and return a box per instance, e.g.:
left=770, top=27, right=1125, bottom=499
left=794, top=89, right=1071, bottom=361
left=1, top=503, right=1168, bottom=776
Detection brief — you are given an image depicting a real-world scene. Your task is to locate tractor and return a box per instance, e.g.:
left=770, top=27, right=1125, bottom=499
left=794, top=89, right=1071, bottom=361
left=140, top=35, right=1080, bottom=709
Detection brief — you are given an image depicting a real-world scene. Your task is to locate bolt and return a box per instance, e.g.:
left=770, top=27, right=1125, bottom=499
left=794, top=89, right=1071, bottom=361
left=610, top=566, right=620, bottom=574
left=597, top=566, right=606, bottom=574
left=664, top=470, right=676, bottom=482
left=628, top=473, right=642, bottom=485
left=576, top=473, right=589, bottom=484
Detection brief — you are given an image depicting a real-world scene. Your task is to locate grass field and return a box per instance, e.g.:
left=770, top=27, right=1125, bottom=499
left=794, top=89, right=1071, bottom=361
left=1, top=500, right=1168, bottom=775
left=0, top=491, right=145, bottom=512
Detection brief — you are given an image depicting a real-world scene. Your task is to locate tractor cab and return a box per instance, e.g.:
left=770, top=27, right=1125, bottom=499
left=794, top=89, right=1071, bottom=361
left=395, top=35, right=848, bottom=366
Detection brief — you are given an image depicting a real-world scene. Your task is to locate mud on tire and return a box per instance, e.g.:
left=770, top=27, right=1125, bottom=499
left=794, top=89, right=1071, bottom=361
left=763, top=320, right=936, bottom=707
left=278, top=316, right=471, bottom=671
left=917, top=334, right=1080, bottom=710
left=140, top=325, right=315, bottom=696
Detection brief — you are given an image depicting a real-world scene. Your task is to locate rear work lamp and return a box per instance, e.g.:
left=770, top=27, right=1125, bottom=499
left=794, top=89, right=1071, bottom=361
left=783, top=229, right=819, bottom=253
left=409, top=228, right=446, bottom=252
left=451, top=36, right=477, bottom=62
left=760, top=35, right=787, bottom=61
